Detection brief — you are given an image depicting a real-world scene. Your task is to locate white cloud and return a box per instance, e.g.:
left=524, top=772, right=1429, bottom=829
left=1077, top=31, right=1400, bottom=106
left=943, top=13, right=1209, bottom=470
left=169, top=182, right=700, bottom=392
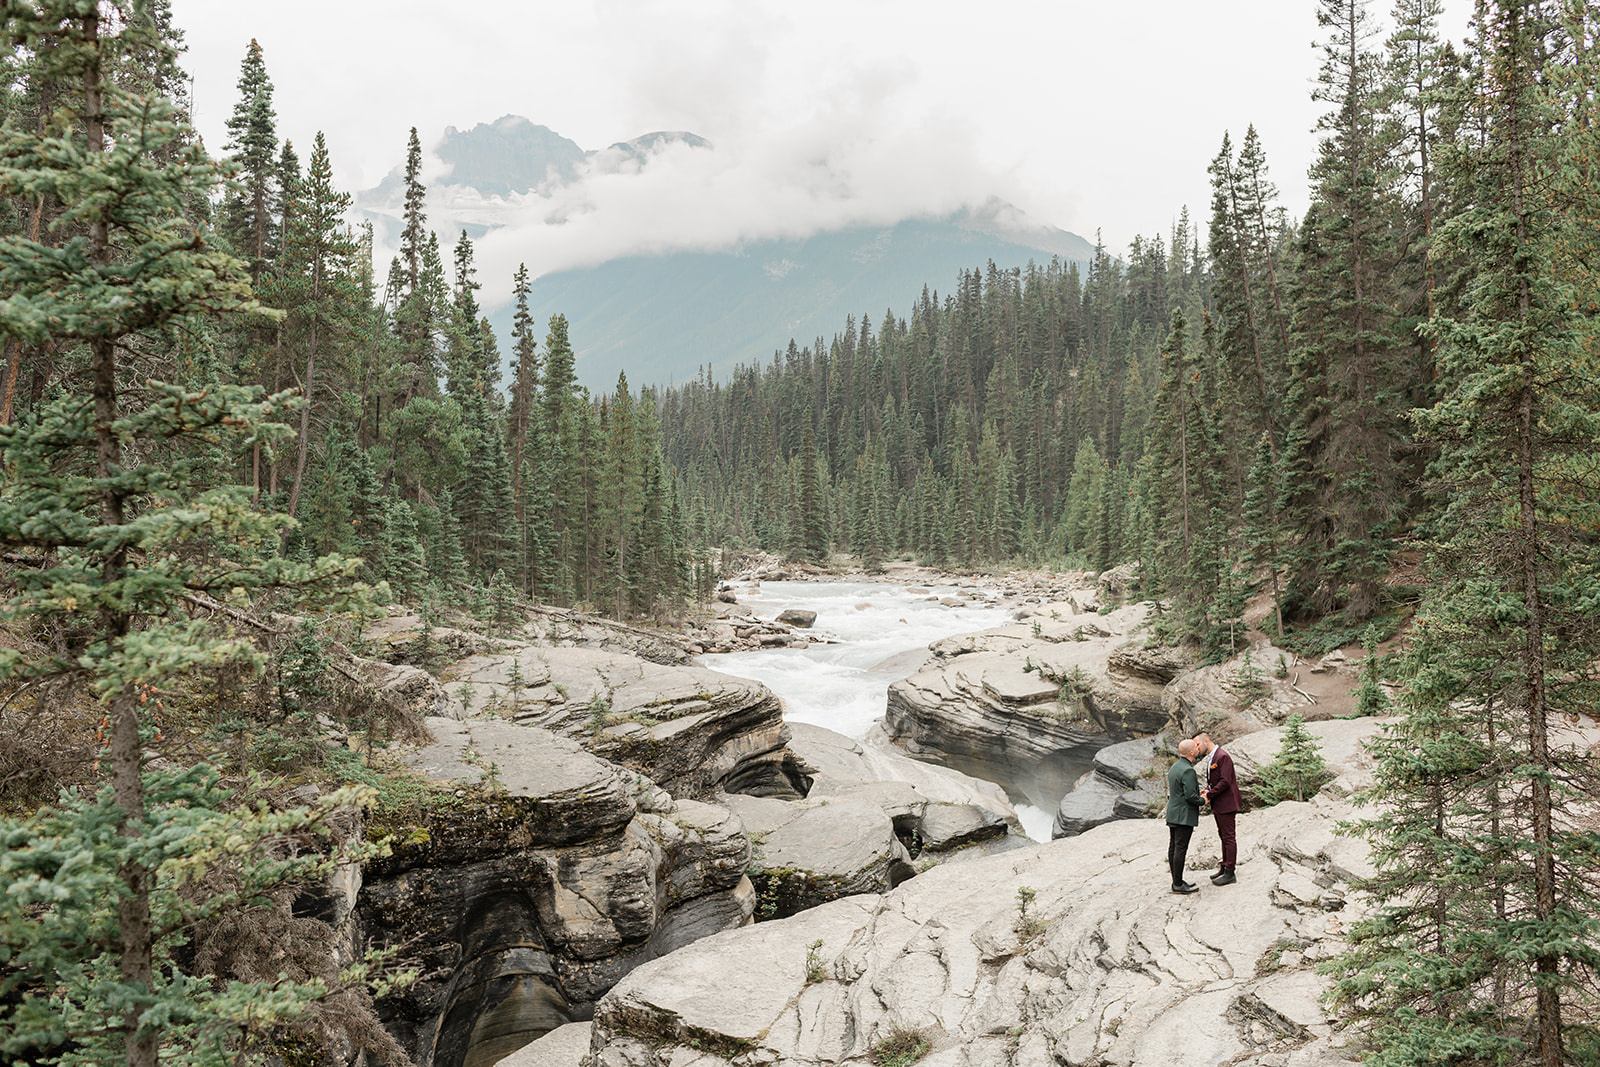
left=174, top=0, right=1478, bottom=315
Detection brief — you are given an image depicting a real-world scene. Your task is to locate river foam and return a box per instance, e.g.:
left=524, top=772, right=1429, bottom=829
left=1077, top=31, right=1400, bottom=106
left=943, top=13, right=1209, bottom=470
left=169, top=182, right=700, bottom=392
left=699, top=579, right=1058, bottom=840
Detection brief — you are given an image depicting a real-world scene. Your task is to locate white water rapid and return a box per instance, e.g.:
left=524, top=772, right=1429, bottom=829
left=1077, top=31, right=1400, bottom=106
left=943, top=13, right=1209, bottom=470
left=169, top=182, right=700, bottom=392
left=698, top=580, right=1058, bottom=841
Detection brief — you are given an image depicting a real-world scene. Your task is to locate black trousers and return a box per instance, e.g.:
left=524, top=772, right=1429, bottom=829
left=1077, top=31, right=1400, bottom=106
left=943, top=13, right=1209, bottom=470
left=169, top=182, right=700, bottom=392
left=1168, top=823, right=1194, bottom=888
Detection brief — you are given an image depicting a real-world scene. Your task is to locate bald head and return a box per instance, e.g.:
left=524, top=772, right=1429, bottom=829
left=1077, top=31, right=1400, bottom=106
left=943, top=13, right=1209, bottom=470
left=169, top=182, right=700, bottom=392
left=1177, top=739, right=1196, bottom=759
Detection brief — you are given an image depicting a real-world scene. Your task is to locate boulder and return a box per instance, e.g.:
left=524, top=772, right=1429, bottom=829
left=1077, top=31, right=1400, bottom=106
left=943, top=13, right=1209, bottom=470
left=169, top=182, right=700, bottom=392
left=361, top=718, right=758, bottom=1065
left=348, top=656, right=450, bottom=722
left=1050, top=736, right=1165, bottom=838
left=883, top=602, right=1168, bottom=811
left=1050, top=772, right=1123, bottom=838
left=1163, top=639, right=1321, bottom=741
left=1092, top=734, right=1164, bottom=788
left=788, top=721, right=1023, bottom=846
left=717, top=792, right=913, bottom=919
left=590, top=723, right=1388, bottom=1067
left=776, top=608, right=818, bottom=628
left=1096, top=560, right=1142, bottom=605
left=438, top=646, right=810, bottom=800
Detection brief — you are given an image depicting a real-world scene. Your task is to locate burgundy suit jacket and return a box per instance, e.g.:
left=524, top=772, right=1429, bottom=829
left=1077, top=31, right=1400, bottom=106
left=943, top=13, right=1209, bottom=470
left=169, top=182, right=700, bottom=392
left=1206, top=746, right=1240, bottom=815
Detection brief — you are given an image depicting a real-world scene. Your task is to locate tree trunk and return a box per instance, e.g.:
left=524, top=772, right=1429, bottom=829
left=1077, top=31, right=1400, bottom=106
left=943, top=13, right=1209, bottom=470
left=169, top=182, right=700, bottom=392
left=83, top=14, right=155, bottom=1067
left=287, top=262, right=321, bottom=517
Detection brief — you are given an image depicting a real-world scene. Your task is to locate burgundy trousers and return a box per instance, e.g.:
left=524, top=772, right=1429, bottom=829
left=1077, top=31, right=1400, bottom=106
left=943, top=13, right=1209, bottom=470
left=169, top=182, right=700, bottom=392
left=1214, top=810, right=1237, bottom=870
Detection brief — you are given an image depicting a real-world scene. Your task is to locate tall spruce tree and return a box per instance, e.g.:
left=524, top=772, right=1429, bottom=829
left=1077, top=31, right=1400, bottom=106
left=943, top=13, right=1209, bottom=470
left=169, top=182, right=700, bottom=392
left=0, top=5, right=363, bottom=1064
left=221, top=38, right=276, bottom=284
left=1328, top=5, right=1600, bottom=1062
left=1280, top=0, right=1410, bottom=621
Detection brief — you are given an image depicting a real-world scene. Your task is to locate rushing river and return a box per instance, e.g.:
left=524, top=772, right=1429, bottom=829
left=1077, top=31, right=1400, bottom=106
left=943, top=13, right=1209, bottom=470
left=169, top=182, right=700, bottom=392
left=698, top=579, right=1059, bottom=841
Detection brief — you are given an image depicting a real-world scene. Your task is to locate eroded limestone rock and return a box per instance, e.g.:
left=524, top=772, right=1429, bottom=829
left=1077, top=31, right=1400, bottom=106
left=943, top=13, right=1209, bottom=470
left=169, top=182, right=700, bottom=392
left=362, top=718, right=757, bottom=1066
left=883, top=602, right=1168, bottom=810
left=589, top=724, right=1387, bottom=1067
left=437, top=647, right=809, bottom=800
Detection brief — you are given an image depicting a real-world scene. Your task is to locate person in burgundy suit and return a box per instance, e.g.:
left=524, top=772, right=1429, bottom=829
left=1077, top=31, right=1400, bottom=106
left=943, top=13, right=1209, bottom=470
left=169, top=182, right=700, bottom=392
left=1195, top=732, right=1239, bottom=885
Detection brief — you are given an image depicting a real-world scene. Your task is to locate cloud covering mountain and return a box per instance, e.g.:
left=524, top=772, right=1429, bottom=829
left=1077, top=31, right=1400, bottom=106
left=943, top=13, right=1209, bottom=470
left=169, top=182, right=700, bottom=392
left=356, top=116, right=1095, bottom=386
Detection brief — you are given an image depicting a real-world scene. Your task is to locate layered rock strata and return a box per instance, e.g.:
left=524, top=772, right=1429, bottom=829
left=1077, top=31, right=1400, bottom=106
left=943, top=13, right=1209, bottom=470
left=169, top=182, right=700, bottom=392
left=587, top=721, right=1386, bottom=1067
left=1050, top=734, right=1166, bottom=838
left=362, top=717, right=757, bottom=1067
left=437, top=645, right=811, bottom=800
left=884, top=602, right=1168, bottom=810
left=728, top=723, right=1027, bottom=920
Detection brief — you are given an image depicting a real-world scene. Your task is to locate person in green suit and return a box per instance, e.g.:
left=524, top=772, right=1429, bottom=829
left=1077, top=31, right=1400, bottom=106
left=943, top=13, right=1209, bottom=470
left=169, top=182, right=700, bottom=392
left=1166, top=738, right=1203, bottom=893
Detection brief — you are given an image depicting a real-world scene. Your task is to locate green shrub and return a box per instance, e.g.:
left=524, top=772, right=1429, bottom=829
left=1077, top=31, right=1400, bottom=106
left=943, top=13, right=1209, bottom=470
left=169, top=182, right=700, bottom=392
left=870, top=1027, right=932, bottom=1067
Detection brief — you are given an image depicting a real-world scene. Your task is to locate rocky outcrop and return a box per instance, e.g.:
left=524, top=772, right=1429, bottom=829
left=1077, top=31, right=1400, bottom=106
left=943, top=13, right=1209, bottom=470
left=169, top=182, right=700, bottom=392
left=435, top=646, right=810, bottom=800
left=1226, top=716, right=1392, bottom=806
left=361, top=717, right=758, bottom=1067
left=883, top=602, right=1169, bottom=810
left=1051, top=734, right=1166, bottom=838
left=714, top=723, right=1026, bottom=923
left=776, top=609, right=818, bottom=628
left=683, top=611, right=832, bottom=654
left=587, top=721, right=1386, bottom=1067
left=1164, top=639, right=1336, bottom=741
left=718, top=792, right=912, bottom=920
left=790, top=722, right=1021, bottom=839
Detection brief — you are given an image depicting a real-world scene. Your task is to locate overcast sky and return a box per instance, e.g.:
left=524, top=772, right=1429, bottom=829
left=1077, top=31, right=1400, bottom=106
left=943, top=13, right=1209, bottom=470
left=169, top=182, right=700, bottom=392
left=170, top=0, right=1473, bottom=303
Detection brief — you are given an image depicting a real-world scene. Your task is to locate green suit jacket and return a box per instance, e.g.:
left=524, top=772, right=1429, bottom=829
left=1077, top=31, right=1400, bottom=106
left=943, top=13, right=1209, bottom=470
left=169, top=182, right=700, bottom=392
left=1166, top=757, right=1201, bottom=826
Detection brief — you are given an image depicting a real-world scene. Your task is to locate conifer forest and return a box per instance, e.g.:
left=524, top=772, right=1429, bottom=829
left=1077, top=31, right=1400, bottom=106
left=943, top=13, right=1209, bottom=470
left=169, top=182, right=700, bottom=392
left=0, top=2, right=1597, bottom=1067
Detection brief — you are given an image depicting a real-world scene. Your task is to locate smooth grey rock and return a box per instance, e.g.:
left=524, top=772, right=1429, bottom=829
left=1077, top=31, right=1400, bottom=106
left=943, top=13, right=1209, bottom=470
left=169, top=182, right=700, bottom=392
left=440, top=646, right=808, bottom=800
left=787, top=721, right=1023, bottom=844
left=396, top=718, right=636, bottom=863
left=918, top=801, right=1008, bottom=851
left=592, top=897, right=877, bottom=1052
left=590, top=725, right=1385, bottom=1067
left=633, top=799, right=749, bottom=905
left=1051, top=773, right=1123, bottom=838
left=1107, top=643, right=1196, bottom=684
left=496, top=1022, right=591, bottom=1067
left=1093, top=734, right=1163, bottom=788
left=883, top=603, right=1167, bottom=809
left=1164, top=639, right=1318, bottom=742
left=1112, top=782, right=1165, bottom=820
left=776, top=608, right=817, bottom=627
left=720, top=793, right=903, bottom=917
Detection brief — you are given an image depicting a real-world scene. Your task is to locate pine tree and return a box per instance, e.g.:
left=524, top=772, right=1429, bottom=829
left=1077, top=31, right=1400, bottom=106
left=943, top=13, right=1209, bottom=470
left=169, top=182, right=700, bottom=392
left=1354, top=625, right=1390, bottom=716
left=444, top=229, right=485, bottom=397
left=221, top=38, right=276, bottom=284
left=1254, top=714, right=1331, bottom=805
left=1280, top=0, right=1411, bottom=622
left=1328, top=7, right=1600, bottom=1061
left=0, top=6, right=362, bottom=1063
left=795, top=421, right=828, bottom=563
left=278, top=132, right=360, bottom=518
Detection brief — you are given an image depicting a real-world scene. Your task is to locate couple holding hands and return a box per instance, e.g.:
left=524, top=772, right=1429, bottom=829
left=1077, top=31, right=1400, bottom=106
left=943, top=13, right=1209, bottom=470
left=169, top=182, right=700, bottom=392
left=1165, top=732, right=1238, bottom=893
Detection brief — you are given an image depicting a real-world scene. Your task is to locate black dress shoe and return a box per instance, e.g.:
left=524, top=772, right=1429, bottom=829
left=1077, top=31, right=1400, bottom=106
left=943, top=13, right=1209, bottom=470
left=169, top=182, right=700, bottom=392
left=1172, top=882, right=1199, bottom=894
left=1211, top=870, right=1237, bottom=886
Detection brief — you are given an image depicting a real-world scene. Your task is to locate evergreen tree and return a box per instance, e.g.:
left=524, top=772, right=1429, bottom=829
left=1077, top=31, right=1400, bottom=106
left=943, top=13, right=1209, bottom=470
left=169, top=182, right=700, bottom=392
left=1280, top=0, right=1410, bottom=622
left=278, top=132, right=360, bottom=518
left=220, top=38, right=276, bottom=284
left=0, top=6, right=363, bottom=1063
left=1254, top=714, right=1331, bottom=804
left=794, top=421, right=828, bottom=563
left=1329, top=7, right=1600, bottom=1061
